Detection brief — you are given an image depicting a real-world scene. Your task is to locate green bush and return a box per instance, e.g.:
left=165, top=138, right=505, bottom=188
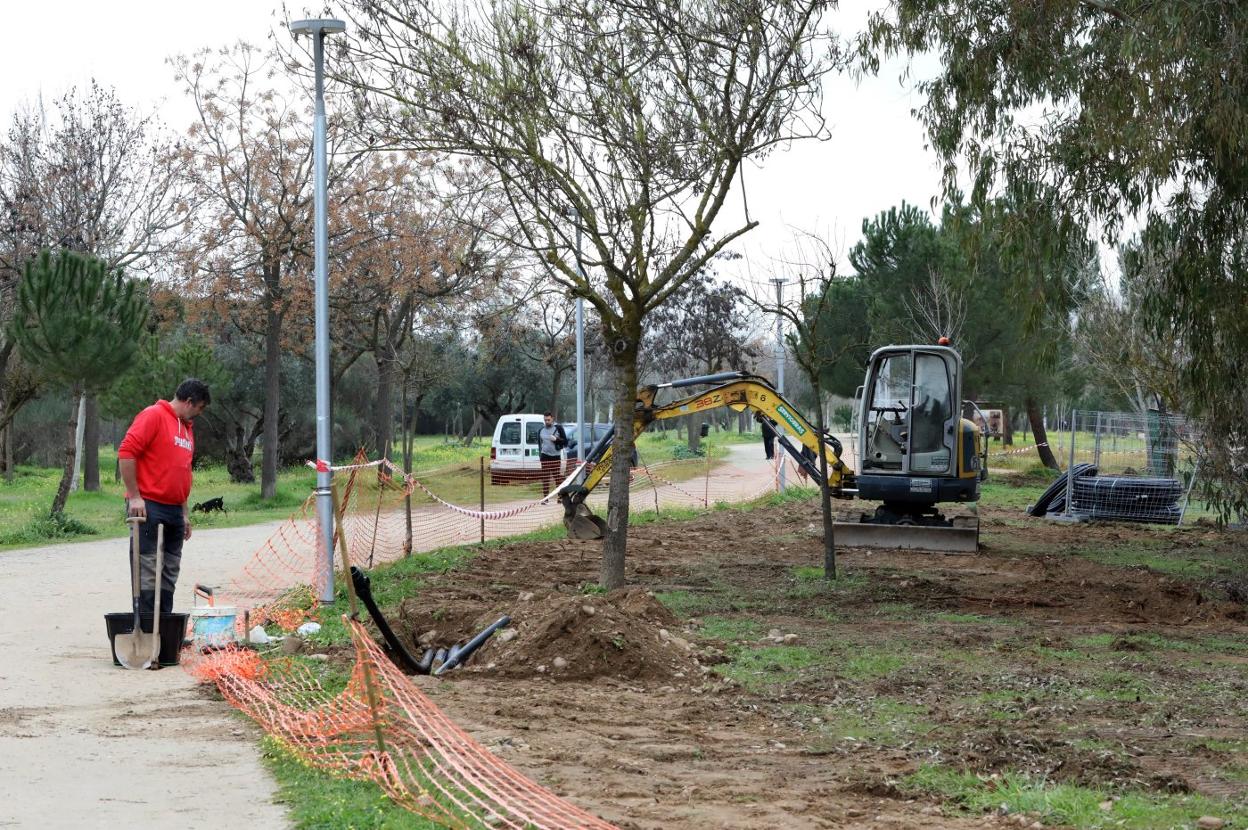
left=0, top=510, right=99, bottom=546
left=671, top=444, right=706, bottom=460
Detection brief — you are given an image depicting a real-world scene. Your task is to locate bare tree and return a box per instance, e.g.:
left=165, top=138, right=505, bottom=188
left=744, top=233, right=869, bottom=579
left=332, top=0, right=832, bottom=588
left=332, top=156, right=511, bottom=455
left=646, top=267, right=757, bottom=450
left=902, top=267, right=967, bottom=350
left=0, top=86, right=188, bottom=487
left=174, top=44, right=363, bottom=498
left=511, top=292, right=577, bottom=419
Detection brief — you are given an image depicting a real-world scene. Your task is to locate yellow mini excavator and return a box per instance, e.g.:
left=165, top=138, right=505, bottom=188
left=558, top=343, right=987, bottom=552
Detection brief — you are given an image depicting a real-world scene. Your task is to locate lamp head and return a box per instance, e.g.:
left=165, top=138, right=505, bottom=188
left=289, top=18, right=347, bottom=39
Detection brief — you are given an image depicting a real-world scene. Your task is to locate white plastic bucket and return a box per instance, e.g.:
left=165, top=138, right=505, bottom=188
left=190, top=605, right=238, bottom=650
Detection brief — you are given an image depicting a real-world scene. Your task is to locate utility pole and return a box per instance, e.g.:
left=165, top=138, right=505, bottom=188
left=772, top=277, right=786, bottom=490
left=574, top=221, right=586, bottom=463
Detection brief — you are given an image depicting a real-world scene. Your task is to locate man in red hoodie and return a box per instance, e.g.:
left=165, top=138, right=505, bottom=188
left=118, top=379, right=211, bottom=614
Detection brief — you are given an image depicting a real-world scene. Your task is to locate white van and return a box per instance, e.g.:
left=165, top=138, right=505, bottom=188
left=489, top=414, right=552, bottom=485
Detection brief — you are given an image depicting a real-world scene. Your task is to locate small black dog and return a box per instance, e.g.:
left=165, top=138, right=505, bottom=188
left=192, top=496, right=226, bottom=514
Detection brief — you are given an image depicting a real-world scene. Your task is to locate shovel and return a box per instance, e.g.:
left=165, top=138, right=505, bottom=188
left=116, top=516, right=155, bottom=670
left=147, top=525, right=165, bottom=669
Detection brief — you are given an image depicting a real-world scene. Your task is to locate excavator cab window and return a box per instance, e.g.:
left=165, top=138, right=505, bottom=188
left=909, top=354, right=952, bottom=473
left=864, top=352, right=911, bottom=472
left=862, top=349, right=955, bottom=475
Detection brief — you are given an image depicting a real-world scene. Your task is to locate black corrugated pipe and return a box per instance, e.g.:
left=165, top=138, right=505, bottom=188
left=433, top=616, right=512, bottom=676
left=350, top=565, right=425, bottom=674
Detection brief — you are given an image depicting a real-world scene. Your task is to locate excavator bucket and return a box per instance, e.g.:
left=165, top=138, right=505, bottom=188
left=832, top=517, right=979, bottom=553
left=564, top=503, right=608, bottom=540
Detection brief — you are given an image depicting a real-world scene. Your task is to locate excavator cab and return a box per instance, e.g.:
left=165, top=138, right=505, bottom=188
left=845, top=344, right=983, bottom=549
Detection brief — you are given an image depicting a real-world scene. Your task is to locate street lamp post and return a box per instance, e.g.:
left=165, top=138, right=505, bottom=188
left=772, top=277, right=786, bottom=491
left=574, top=223, right=586, bottom=464
left=564, top=207, right=587, bottom=464
left=291, top=17, right=346, bottom=602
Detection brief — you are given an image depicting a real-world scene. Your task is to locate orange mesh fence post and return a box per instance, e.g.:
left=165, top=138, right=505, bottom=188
left=332, top=479, right=389, bottom=757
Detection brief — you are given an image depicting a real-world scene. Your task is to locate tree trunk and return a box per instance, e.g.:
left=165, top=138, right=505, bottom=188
left=686, top=414, right=702, bottom=454
left=812, top=381, right=836, bottom=579
left=1003, top=406, right=1014, bottom=446
left=550, top=367, right=565, bottom=420
left=83, top=394, right=100, bottom=491
left=602, top=339, right=639, bottom=590
left=261, top=297, right=282, bottom=500
left=461, top=411, right=484, bottom=446
left=225, top=420, right=256, bottom=483
left=374, top=346, right=395, bottom=459
left=70, top=393, right=86, bottom=494
left=51, top=384, right=82, bottom=516
left=1025, top=396, right=1060, bottom=470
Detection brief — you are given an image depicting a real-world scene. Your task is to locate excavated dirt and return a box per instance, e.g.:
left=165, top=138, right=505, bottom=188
left=402, top=588, right=704, bottom=681
left=371, top=498, right=1248, bottom=829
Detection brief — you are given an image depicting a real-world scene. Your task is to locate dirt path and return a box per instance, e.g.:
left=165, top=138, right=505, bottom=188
left=0, top=522, right=290, bottom=827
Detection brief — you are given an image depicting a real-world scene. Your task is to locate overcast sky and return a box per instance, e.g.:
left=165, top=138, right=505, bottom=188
left=1, top=1, right=947, bottom=287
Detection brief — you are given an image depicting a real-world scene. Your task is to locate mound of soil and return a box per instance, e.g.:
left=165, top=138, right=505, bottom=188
left=396, top=587, right=707, bottom=682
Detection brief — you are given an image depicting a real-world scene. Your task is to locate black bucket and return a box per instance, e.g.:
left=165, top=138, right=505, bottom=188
left=104, top=613, right=189, bottom=667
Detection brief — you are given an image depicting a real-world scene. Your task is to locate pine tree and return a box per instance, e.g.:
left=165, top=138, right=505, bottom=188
left=8, top=249, right=148, bottom=516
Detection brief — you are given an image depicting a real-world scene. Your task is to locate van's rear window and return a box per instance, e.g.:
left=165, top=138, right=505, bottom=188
left=499, top=422, right=521, bottom=444
left=526, top=422, right=543, bottom=445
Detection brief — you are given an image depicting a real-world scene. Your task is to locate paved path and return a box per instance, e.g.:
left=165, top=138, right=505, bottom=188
left=0, top=522, right=291, bottom=828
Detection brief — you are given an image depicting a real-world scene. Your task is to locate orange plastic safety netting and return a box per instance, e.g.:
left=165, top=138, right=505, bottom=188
left=183, top=443, right=790, bottom=828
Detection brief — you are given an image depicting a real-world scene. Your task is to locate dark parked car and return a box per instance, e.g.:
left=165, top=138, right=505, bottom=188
left=561, top=422, right=639, bottom=466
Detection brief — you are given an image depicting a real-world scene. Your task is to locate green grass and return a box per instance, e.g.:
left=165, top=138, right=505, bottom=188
left=802, top=697, right=937, bottom=751
left=1074, top=540, right=1230, bottom=581
left=0, top=453, right=319, bottom=551
left=654, top=588, right=742, bottom=617
left=715, top=644, right=825, bottom=690
left=262, top=737, right=444, bottom=829
left=903, top=764, right=1248, bottom=829
left=836, top=650, right=908, bottom=681
left=1073, top=632, right=1248, bottom=655
left=698, top=615, right=765, bottom=641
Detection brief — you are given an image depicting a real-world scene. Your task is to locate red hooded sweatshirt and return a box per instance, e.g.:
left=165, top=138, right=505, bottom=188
left=117, top=399, right=195, bottom=505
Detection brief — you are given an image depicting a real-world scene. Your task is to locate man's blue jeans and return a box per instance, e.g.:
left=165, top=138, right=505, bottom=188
left=130, top=500, right=184, bottom=614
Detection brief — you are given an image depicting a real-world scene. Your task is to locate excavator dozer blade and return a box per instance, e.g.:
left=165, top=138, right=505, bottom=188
left=564, top=504, right=608, bottom=540
left=832, top=521, right=979, bottom=553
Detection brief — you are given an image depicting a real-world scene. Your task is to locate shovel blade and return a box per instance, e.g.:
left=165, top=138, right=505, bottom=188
left=115, top=630, right=155, bottom=670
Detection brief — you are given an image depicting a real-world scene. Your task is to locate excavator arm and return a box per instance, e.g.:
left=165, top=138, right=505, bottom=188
left=559, top=371, right=850, bottom=537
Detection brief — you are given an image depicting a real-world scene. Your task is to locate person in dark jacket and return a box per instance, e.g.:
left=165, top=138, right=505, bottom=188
left=537, top=411, right=568, bottom=495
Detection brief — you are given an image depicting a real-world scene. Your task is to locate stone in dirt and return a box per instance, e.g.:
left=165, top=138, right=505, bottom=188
left=1196, top=818, right=1225, bottom=829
